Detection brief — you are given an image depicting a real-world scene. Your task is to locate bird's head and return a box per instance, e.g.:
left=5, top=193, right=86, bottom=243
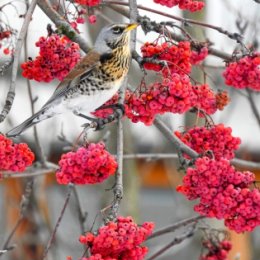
left=94, top=23, right=138, bottom=52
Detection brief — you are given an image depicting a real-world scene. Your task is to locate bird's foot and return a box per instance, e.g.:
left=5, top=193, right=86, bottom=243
left=81, top=104, right=125, bottom=131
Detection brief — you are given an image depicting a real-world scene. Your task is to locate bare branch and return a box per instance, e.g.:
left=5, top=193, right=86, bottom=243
left=246, top=89, right=260, bottom=129
left=148, top=215, right=204, bottom=240
left=72, top=186, right=88, bottom=234
left=0, top=179, right=34, bottom=258
left=24, top=2, right=47, bottom=166
left=0, top=0, right=38, bottom=123
left=42, top=184, right=74, bottom=259
left=153, top=117, right=199, bottom=159
left=147, top=225, right=196, bottom=260
left=1, top=161, right=57, bottom=179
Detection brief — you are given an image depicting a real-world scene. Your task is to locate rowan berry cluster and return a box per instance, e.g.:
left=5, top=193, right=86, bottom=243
left=223, top=53, right=260, bottom=91
left=56, top=142, right=117, bottom=185
left=141, top=41, right=192, bottom=76
left=79, top=216, right=154, bottom=260
left=153, top=0, right=204, bottom=12
left=175, top=124, right=241, bottom=160
left=75, top=0, right=101, bottom=6
left=0, top=134, right=35, bottom=173
left=215, top=90, right=230, bottom=111
left=93, top=81, right=226, bottom=126
left=201, top=237, right=232, bottom=260
left=177, top=157, right=260, bottom=233
left=190, top=46, right=208, bottom=65
left=21, top=35, right=80, bottom=82
left=193, top=84, right=218, bottom=115
left=125, top=75, right=196, bottom=125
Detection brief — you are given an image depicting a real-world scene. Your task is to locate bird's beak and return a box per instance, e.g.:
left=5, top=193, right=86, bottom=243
left=125, top=23, right=139, bottom=32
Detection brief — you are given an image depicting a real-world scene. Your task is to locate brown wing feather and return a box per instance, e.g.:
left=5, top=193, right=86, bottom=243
left=62, top=50, right=101, bottom=82
left=43, top=50, right=101, bottom=107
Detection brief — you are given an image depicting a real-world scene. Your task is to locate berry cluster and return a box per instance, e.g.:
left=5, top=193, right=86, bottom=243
left=175, top=124, right=241, bottom=160
left=201, top=237, right=232, bottom=260
left=153, top=0, right=204, bottom=12
left=215, top=90, right=230, bottom=111
left=0, top=134, right=35, bottom=172
left=21, top=35, right=80, bottom=82
left=56, top=142, right=117, bottom=185
left=79, top=216, right=154, bottom=260
left=223, top=53, right=260, bottom=91
left=190, top=46, right=208, bottom=65
left=125, top=75, right=197, bottom=125
left=93, top=82, right=225, bottom=126
left=177, top=157, right=260, bottom=233
left=75, top=0, right=101, bottom=6
left=193, top=84, right=218, bottom=115
left=141, top=41, right=192, bottom=76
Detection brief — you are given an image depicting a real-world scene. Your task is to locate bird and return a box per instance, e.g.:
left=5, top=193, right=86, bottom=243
left=6, top=23, right=138, bottom=137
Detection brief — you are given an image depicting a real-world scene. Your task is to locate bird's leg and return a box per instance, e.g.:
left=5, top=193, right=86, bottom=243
left=80, top=104, right=125, bottom=131
left=74, top=112, right=97, bottom=121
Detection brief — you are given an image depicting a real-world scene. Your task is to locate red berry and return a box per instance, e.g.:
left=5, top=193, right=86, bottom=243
left=56, top=142, right=117, bottom=185
left=0, top=134, right=35, bottom=173
left=223, top=53, right=260, bottom=91
left=21, top=35, right=80, bottom=82
left=88, top=15, right=97, bottom=24
left=79, top=216, right=154, bottom=260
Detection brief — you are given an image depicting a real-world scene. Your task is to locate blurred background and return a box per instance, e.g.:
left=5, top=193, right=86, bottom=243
left=0, top=0, right=260, bottom=259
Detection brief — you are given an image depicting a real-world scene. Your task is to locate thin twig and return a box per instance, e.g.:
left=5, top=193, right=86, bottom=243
left=24, top=1, right=47, bottom=166
left=153, top=117, right=198, bottom=159
left=147, top=225, right=196, bottom=260
left=104, top=1, right=243, bottom=43
left=42, top=184, right=74, bottom=259
left=105, top=85, right=126, bottom=222
left=1, top=161, right=58, bottom=178
left=246, top=89, right=260, bottom=129
left=0, top=179, right=34, bottom=257
left=129, top=0, right=138, bottom=50
left=0, top=0, right=38, bottom=123
left=147, top=215, right=204, bottom=240
left=3, top=154, right=260, bottom=179
left=37, top=0, right=89, bottom=53
left=72, top=186, right=87, bottom=234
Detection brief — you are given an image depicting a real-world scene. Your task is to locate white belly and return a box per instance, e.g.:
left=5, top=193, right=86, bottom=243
left=64, top=80, right=123, bottom=115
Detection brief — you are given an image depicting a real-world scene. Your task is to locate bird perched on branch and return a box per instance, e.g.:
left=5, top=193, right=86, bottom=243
left=7, top=23, right=138, bottom=137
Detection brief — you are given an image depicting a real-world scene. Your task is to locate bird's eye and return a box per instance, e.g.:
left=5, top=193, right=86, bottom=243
left=112, top=26, right=124, bottom=34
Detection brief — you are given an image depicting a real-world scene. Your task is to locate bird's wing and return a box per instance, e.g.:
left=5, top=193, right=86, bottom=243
left=43, top=50, right=101, bottom=107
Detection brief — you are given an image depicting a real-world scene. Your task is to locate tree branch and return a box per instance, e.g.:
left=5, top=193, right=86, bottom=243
left=0, top=179, right=34, bottom=258
left=42, top=184, right=73, bottom=259
left=147, top=215, right=204, bottom=240
left=246, top=89, right=260, bottom=129
left=153, top=117, right=199, bottom=159
left=0, top=0, right=38, bottom=123
left=147, top=225, right=196, bottom=260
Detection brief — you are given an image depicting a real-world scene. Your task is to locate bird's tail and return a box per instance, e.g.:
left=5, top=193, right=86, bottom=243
left=6, top=109, right=49, bottom=137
